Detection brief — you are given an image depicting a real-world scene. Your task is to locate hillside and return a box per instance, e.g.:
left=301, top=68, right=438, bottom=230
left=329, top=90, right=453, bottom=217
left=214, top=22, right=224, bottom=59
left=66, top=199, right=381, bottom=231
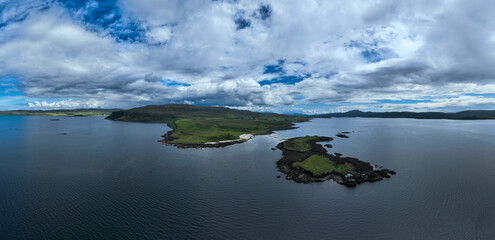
left=313, top=110, right=495, bottom=120
left=106, top=104, right=307, bottom=146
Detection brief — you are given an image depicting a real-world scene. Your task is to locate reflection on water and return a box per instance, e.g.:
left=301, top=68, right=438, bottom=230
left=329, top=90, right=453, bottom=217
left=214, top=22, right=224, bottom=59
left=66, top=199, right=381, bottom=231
left=0, top=116, right=494, bottom=239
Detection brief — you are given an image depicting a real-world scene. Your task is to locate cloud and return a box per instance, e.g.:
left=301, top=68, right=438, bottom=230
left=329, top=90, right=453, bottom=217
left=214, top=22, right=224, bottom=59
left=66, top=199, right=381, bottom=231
left=328, top=94, right=495, bottom=113
left=27, top=99, right=106, bottom=109
left=0, top=0, right=494, bottom=112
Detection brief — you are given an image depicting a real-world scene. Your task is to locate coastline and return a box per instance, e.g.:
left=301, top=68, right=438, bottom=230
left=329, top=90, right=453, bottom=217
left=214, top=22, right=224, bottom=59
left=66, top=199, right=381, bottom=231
left=159, top=123, right=298, bottom=148
left=104, top=104, right=307, bottom=148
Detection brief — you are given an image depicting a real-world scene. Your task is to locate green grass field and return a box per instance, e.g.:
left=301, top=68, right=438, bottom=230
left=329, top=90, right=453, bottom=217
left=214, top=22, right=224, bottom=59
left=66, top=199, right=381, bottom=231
left=283, top=136, right=319, bottom=152
left=106, top=104, right=307, bottom=144
left=294, top=155, right=352, bottom=174
left=171, top=118, right=253, bottom=143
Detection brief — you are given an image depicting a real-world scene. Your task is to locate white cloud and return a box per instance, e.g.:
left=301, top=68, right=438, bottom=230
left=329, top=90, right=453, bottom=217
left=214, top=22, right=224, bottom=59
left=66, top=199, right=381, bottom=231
left=0, top=0, right=494, bottom=112
left=146, top=26, right=172, bottom=43
left=27, top=99, right=106, bottom=109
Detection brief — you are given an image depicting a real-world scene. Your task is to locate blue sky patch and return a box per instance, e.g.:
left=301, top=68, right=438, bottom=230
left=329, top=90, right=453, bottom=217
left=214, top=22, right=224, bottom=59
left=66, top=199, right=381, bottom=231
left=263, top=59, right=286, bottom=74
left=257, top=4, right=272, bottom=21
left=361, top=48, right=396, bottom=63
left=234, top=16, right=251, bottom=30
left=58, top=0, right=145, bottom=42
left=258, top=73, right=310, bottom=86
left=160, top=79, right=191, bottom=87
left=0, top=77, right=23, bottom=96
left=234, top=10, right=251, bottom=30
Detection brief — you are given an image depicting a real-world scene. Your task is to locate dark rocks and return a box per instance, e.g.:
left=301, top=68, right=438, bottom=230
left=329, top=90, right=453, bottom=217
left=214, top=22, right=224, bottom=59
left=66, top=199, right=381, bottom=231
left=336, top=134, right=349, bottom=138
left=277, top=175, right=281, bottom=179
left=336, top=131, right=352, bottom=138
left=334, top=152, right=343, bottom=157
left=324, top=144, right=333, bottom=148
left=271, top=147, right=276, bottom=150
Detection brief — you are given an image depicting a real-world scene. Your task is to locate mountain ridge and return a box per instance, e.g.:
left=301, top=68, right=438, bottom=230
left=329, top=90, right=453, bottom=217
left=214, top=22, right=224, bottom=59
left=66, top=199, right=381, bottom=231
left=312, top=110, right=495, bottom=120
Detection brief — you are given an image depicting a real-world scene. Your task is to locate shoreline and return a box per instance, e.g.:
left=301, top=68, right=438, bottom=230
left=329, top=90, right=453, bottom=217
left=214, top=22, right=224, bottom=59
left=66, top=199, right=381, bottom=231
left=159, top=123, right=298, bottom=148
left=203, top=134, right=253, bottom=145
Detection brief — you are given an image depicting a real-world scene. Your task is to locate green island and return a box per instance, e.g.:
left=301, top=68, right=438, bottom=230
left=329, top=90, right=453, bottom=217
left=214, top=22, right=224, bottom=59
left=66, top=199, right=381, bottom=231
left=0, top=109, right=117, bottom=117
left=277, top=135, right=395, bottom=187
left=105, top=104, right=307, bottom=147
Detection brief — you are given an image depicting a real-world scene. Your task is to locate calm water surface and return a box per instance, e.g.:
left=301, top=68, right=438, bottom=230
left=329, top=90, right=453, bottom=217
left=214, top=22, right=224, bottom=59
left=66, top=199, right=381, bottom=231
left=1, top=116, right=494, bottom=239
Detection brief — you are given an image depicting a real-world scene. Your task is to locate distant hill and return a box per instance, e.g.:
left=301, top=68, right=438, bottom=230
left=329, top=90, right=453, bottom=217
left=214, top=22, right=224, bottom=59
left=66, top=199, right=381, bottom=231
left=106, top=104, right=307, bottom=145
left=105, top=104, right=296, bottom=123
left=0, top=109, right=119, bottom=117
left=313, top=110, right=495, bottom=120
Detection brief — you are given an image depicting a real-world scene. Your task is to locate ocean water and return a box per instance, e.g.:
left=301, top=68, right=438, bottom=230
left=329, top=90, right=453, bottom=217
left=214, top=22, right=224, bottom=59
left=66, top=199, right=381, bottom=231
left=0, top=116, right=494, bottom=239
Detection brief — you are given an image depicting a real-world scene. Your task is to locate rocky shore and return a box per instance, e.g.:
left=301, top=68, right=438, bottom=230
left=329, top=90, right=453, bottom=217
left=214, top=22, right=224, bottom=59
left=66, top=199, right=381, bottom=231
left=276, top=136, right=395, bottom=187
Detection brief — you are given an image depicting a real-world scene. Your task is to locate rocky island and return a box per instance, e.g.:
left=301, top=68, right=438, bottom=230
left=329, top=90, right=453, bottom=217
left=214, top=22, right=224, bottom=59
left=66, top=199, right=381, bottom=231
left=276, top=136, right=395, bottom=187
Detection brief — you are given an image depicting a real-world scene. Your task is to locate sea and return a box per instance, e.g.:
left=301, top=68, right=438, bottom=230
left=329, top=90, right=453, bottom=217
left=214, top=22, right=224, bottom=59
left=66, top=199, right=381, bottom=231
left=1, top=116, right=494, bottom=239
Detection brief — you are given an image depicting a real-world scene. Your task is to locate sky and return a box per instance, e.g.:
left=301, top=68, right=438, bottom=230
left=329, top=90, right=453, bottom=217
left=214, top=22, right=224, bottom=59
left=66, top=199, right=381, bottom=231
left=1, top=0, right=495, bottom=114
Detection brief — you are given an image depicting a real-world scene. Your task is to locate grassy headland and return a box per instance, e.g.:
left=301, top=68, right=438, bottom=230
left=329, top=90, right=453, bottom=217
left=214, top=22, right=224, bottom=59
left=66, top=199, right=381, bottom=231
left=0, top=109, right=118, bottom=117
left=106, top=104, right=307, bottom=145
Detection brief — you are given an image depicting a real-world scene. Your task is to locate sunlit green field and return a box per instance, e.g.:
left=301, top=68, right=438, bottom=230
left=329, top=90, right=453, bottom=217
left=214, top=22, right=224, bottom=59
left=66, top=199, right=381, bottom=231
left=294, top=155, right=352, bottom=174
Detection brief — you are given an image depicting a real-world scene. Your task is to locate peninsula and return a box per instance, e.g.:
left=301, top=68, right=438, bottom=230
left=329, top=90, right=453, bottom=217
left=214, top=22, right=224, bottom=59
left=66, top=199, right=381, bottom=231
left=276, top=135, right=395, bottom=187
left=106, top=104, right=307, bottom=147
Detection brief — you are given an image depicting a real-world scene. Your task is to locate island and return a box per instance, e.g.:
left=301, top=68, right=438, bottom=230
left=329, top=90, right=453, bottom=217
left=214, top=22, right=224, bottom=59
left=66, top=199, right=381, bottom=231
left=276, top=136, right=395, bottom=187
left=105, top=104, right=307, bottom=148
